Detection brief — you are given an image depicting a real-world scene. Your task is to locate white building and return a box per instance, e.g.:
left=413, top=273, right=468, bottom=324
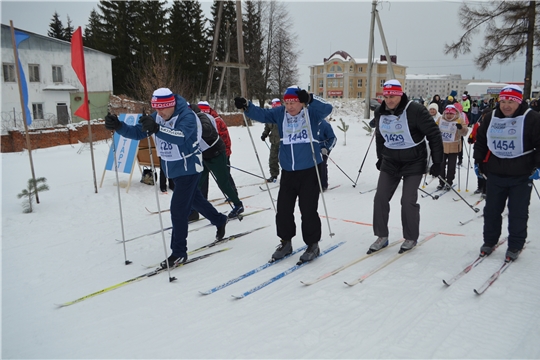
left=404, top=74, right=491, bottom=101
left=1, top=24, right=114, bottom=131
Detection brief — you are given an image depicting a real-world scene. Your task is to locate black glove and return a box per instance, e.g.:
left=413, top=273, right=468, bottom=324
left=467, top=136, right=474, bottom=144
left=104, top=113, right=121, bottom=131
left=234, top=97, right=248, bottom=110
left=429, top=163, right=441, bottom=177
left=456, top=123, right=463, bottom=130
left=139, top=114, right=160, bottom=134
left=369, top=118, right=376, bottom=128
left=376, top=158, right=382, bottom=170
left=296, top=89, right=313, bottom=105
left=261, top=134, right=267, bottom=141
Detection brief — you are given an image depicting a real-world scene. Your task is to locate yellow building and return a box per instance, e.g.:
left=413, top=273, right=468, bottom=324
left=309, top=50, right=407, bottom=100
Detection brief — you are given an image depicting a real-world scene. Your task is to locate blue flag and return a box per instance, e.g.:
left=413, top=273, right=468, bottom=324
left=14, top=30, right=32, bottom=125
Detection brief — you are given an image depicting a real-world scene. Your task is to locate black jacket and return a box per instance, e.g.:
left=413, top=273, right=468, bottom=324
left=474, top=101, right=540, bottom=177
left=375, top=94, right=444, bottom=177
left=191, top=104, right=226, bottom=160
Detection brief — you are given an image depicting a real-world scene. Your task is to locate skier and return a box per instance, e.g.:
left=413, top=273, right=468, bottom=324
left=261, top=98, right=282, bottom=183
left=104, top=88, right=228, bottom=268
left=234, top=86, right=332, bottom=263
left=435, top=105, right=469, bottom=190
left=473, top=84, right=540, bottom=261
left=369, top=79, right=443, bottom=254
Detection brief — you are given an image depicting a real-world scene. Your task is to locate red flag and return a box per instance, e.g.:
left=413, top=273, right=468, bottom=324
left=71, top=27, right=90, bottom=120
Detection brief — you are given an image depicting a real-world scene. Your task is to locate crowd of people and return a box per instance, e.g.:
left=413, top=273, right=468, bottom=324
left=104, top=81, right=539, bottom=268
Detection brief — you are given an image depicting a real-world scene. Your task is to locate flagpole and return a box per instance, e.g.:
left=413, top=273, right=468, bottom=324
left=71, top=26, right=98, bottom=193
left=10, top=20, right=40, bottom=203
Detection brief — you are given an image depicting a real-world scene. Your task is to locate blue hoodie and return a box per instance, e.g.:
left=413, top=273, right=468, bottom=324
left=245, top=95, right=333, bottom=171
left=115, top=94, right=204, bottom=178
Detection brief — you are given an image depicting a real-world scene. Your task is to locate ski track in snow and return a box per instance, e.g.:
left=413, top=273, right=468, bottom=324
left=2, top=106, right=540, bottom=359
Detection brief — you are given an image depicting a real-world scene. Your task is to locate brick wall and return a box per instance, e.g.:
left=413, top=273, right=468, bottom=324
left=1, top=113, right=245, bottom=153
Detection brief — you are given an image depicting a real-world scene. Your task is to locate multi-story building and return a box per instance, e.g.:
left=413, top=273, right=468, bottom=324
left=1, top=24, right=114, bottom=131
left=404, top=74, right=492, bottom=100
left=308, top=50, right=407, bottom=100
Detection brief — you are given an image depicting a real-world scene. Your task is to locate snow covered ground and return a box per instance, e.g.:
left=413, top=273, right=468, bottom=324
left=3, top=102, right=540, bottom=359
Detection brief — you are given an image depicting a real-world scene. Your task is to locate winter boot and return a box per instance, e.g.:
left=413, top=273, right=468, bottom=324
left=228, top=203, right=244, bottom=219
left=267, top=176, right=277, bottom=183
left=160, top=254, right=187, bottom=269
left=215, top=219, right=228, bottom=241
left=367, top=237, right=389, bottom=254
left=436, top=184, right=444, bottom=190
left=505, top=248, right=522, bottom=262
left=474, top=188, right=482, bottom=194
left=399, top=239, right=417, bottom=253
left=270, top=239, right=292, bottom=262
left=479, top=243, right=496, bottom=256
left=298, top=243, right=320, bottom=264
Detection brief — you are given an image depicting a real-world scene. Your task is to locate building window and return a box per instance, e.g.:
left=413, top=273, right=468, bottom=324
left=28, top=64, right=40, bottom=82
left=336, top=65, right=342, bottom=72
left=349, top=65, right=353, bottom=72
left=2, top=63, right=16, bottom=82
left=357, top=92, right=362, bottom=98
left=329, top=66, right=335, bottom=72
left=358, top=66, right=363, bottom=72
left=339, top=79, right=343, bottom=87
left=318, top=80, right=323, bottom=88
left=52, top=65, right=63, bottom=83
left=380, top=79, right=386, bottom=87
left=349, top=79, right=353, bottom=88
left=32, top=103, right=44, bottom=120
left=319, top=68, right=323, bottom=74
left=357, top=79, right=363, bottom=87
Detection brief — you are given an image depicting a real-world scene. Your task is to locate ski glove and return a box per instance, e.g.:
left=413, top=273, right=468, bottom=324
left=104, top=113, right=122, bottom=131
left=139, top=115, right=160, bottom=134
left=456, top=123, right=463, bottom=130
left=429, top=163, right=441, bottom=177
left=261, top=134, right=267, bottom=141
left=530, top=168, right=540, bottom=180
left=321, top=148, right=328, bottom=156
left=467, top=136, right=474, bottom=145
left=376, top=158, right=382, bottom=170
left=296, top=89, right=313, bottom=105
left=234, top=97, right=248, bottom=110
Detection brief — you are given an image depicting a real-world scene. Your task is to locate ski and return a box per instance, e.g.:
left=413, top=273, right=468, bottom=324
left=359, top=187, right=377, bottom=194
left=442, top=237, right=508, bottom=286
left=259, top=185, right=279, bottom=192
left=232, top=241, right=346, bottom=299
left=459, top=213, right=483, bottom=226
left=300, top=239, right=403, bottom=286
left=142, top=226, right=269, bottom=269
left=199, top=245, right=308, bottom=295
left=145, top=194, right=256, bottom=214
left=56, top=248, right=231, bottom=308
left=117, top=208, right=271, bottom=243
left=344, top=233, right=440, bottom=286
left=473, top=243, right=527, bottom=295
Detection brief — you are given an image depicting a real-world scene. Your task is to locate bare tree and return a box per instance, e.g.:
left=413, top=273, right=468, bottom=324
left=444, top=1, right=539, bottom=99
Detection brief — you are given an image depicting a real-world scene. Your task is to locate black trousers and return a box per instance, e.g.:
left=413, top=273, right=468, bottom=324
left=276, top=165, right=321, bottom=245
left=373, top=171, right=422, bottom=241
left=440, top=153, right=458, bottom=186
left=483, top=174, right=532, bottom=251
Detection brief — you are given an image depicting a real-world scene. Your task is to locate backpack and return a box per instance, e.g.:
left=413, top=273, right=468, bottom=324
left=140, top=167, right=157, bottom=185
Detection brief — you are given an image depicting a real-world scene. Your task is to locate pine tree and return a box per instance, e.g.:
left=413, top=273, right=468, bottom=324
left=83, top=9, right=103, bottom=50
left=243, top=1, right=266, bottom=103
left=48, top=11, right=65, bottom=40
left=63, top=15, right=74, bottom=41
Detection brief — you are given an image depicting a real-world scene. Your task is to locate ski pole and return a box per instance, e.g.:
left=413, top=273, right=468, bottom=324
left=228, top=164, right=267, bottom=181
left=438, top=176, right=480, bottom=213
left=328, top=155, right=355, bottom=185
left=303, top=107, right=334, bottom=237
left=110, top=125, right=131, bottom=266
left=208, top=169, right=236, bottom=213
left=418, top=187, right=439, bottom=200
left=465, top=143, right=471, bottom=192
left=264, top=139, right=271, bottom=150
left=240, top=111, right=276, bottom=213
left=457, top=159, right=461, bottom=192
left=533, top=183, right=540, bottom=201
left=143, top=109, right=176, bottom=282
left=353, top=130, right=375, bottom=187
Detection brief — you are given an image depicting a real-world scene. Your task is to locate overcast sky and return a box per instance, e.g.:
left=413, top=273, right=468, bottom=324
left=2, top=0, right=538, bottom=92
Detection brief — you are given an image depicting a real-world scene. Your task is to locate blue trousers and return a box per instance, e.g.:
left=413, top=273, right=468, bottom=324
left=483, top=174, right=532, bottom=250
left=170, top=173, right=227, bottom=257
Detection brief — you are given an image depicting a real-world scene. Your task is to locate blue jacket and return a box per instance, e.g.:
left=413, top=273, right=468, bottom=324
left=245, top=96, right=333, bottom=171
left=115, top=94, right=203, bottom=178
left=318, top=119, right=337, bottom=154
